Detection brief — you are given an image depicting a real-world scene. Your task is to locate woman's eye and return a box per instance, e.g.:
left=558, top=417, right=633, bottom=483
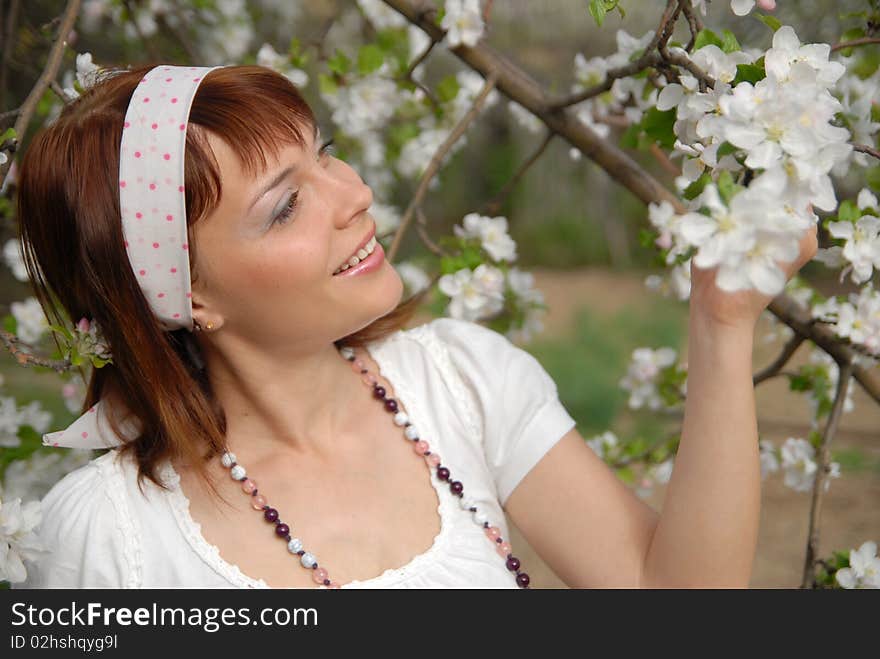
left=272, top=191, right=299, bottom=226
left=318, top=138, right=335, bottom=161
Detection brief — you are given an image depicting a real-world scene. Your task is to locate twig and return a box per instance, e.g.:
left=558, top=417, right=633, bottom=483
left=853, top=143, right=880, bottom=161
left=0, top=106, right=21, bottom=123
left=0, top=0, right=81, bottom=185
left=649, top=143, right=681, bottom=177
left=0, top=328, right=73, bottom=373
left=831, top=37, right=880, bottom=53
left=49, top=80, right=72, bottom=103
left=482, top=131, right=554, bottom=215
left=753, top=335, right=806, bottom=386
left=550, top=52, right=661, bottom=110
left=801, top=359, right=854, bottom=589
left=415, top=207, right=447, bottom=257
left=678, top=0, right=703, bottom=51
left=387, top=71, right=499, bottom=262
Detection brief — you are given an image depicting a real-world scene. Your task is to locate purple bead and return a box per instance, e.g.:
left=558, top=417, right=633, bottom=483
left=275, top=523, right=289, bottom=537
left=384, top=398, right=398, bottom=413
left=506, top=556, right=521, bottom=572
left=373, top=385, right=386, bottom=399
left=437, top=467, right=450, bottom=481
left=516, top=573, right=530, bottom=588
left=323, top=579, right=331, bottom=585
left=450, top=480, right=463, bottom=495
left=264, top=508, right=278, bottom=523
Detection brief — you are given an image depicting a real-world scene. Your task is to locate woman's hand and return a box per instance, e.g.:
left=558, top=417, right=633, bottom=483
left=688, top=223, right=819, bottom=333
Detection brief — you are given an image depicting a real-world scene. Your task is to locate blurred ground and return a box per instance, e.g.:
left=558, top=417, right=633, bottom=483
left=470, top=268, right=880, bottom=589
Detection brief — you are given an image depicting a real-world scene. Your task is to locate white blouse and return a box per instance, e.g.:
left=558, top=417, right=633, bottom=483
left=14, top=317, right=577, bottom=589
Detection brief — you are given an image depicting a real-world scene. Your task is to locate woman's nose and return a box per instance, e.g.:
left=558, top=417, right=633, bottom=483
left=333, top=162, right=373, bottom=227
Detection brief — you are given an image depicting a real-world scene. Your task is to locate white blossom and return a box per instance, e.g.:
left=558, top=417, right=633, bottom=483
left=438, top=264, right=505, bottom=321
left=827, top=215, right=880, bottom=284
left=1, top=449, right=92, bottom=503
left=0, top=495, right=48, bottom=583
left=507, top=101, right=543, bottom=135
left=780, top=437, right=840, bottom=493
left=356, top=0, right=408, bottom=29
left=453, top=213, right=518, bottom=263
left=759, top=439, right=780, bottom=478
left=256, top=43, right=308, bottom=87
left=586, top=430, right=619, bottom=460
left=10, top=297, right=48, bottom=344
left=619, top=347, right=681, bottom=411
left=835, top=541, right=880, bottom=589
left=3, top=239, right=28, bottom=282
left=441, top=0, right=484, bottom=48
left=395, top=261, right=431, bottom=295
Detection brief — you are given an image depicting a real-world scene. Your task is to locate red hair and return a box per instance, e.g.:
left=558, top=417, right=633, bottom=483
left=16, top=64, right=427, bottom=505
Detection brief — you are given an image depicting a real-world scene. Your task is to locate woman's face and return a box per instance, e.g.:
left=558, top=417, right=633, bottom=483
left=189, top=124, right=403, bottom=351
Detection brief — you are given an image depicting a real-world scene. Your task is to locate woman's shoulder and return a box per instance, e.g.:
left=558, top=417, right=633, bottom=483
left=12, top=450, right=135, bottom=588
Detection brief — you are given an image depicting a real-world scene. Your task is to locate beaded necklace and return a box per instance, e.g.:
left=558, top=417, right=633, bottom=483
left=217, top=345, right=531, bottom=589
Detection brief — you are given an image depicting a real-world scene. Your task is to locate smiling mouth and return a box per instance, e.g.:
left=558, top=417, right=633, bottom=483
left=332, top=235, right=378, bottom=275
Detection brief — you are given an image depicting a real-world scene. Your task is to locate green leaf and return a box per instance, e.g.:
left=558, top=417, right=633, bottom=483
left=641, top=107, right=676, bottom=149
left=318, top=73, right=338, bottom=96
left=0, top=127, right=16, bottom=143
left=436, top=74, right=461, bottom=103
left=838, top=199, right=861, bottom=223
left=588, top=0, right=621, bottom=26
left=837, top=27, right=867, bottom=57
left=683, top=172, right=711, bottom=201
left=733, top=60, right=766, bottom=85
left=327, top=49, right=351, bottom=76
left=693, top=29, right=723, bottom=51
left=716, top=141, right=738, bottom=157
left=619, top=122, right=641, bottom=149
left=720, top=30, right=741, bottom=54
left=755, top=13, right=782, bottom=32
left=717, top=170, right=742, bottom=204
left=357, top=44, right=385, bottom=74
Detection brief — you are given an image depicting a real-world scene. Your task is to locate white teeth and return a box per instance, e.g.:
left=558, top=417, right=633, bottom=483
left=334, top=236, right=377, bottom=275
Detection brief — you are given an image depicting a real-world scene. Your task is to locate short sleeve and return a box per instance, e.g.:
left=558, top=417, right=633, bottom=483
left=430, top=317, right=577, bottom=507
left=10, top=460, right=129, bottom=588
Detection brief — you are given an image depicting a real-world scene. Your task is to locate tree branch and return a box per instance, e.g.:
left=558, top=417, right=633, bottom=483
left=0, top=328, right=73, bottom=373
left=753, top=334, right=806, bottom=386
left=800, top=359, right=853, bottom=589
left=387, top=71, right=499, bottom=262
left=482, top=131, right=554, bottom=216
left=380, top=0, right=880, bottom=407
left=831, top=37, right=880, bottom=53
left=0, top=0, right=81, bottom=185
left=853, top=143, right=880, bottom=161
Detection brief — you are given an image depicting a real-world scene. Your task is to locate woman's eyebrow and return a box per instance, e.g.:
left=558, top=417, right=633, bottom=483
left=247, top=165, right=295, bottom=214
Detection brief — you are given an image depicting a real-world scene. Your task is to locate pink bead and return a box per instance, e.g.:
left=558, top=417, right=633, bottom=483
left=350, top=360, right=364, bottom=374
left=251, top=494, right=267, bottom=511
left=360, top=373, right=376, bottom=387
left=496, top=541, right=512, bottom=558
left=485, top=526, right=501, bottom=541
left=312, top=567, right=329, bottom=585
left=425, top=453, right=441, bottom=467
left=241, top=478, right=256, bottom=494
left=327, top=582, right=341, bottom=589
left=413, top=440, right=430, bottom=456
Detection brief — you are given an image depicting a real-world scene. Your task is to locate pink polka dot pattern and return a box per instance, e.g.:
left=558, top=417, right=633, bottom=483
left=118, top=65, right=221, bottom=335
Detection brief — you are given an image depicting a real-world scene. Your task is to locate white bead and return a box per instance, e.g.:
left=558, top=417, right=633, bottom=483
left=459, top=495, right=477, bottom=511
left=404, top=425, right=419, bottom=441
left=301, top=551, right=317, bottom=569
left=339, top=347, right=354, bottom=360
left=287, top=538, right=303, bottom=554
left=220, top=452, right=236, bottom=468
left=473, top=509, right=490, bottom=526
left=230, top=464, right=246, bottom=481
left=393, top=411, right=409, bottom=427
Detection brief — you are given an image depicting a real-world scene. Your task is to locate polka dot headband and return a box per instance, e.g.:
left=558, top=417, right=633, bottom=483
left=119, top=64, right=223, bottom=332
left=43, top=64, right=221, bottom=450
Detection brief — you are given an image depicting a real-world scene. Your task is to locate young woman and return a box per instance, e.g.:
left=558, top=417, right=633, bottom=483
left=11, top=63, right=817, bottom=589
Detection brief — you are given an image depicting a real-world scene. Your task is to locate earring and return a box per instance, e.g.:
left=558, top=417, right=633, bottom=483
left=206, top=321, right=214, bottom=331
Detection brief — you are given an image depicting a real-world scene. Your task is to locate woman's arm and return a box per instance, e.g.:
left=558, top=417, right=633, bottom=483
left=505, top=227, right=817, bottom=588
